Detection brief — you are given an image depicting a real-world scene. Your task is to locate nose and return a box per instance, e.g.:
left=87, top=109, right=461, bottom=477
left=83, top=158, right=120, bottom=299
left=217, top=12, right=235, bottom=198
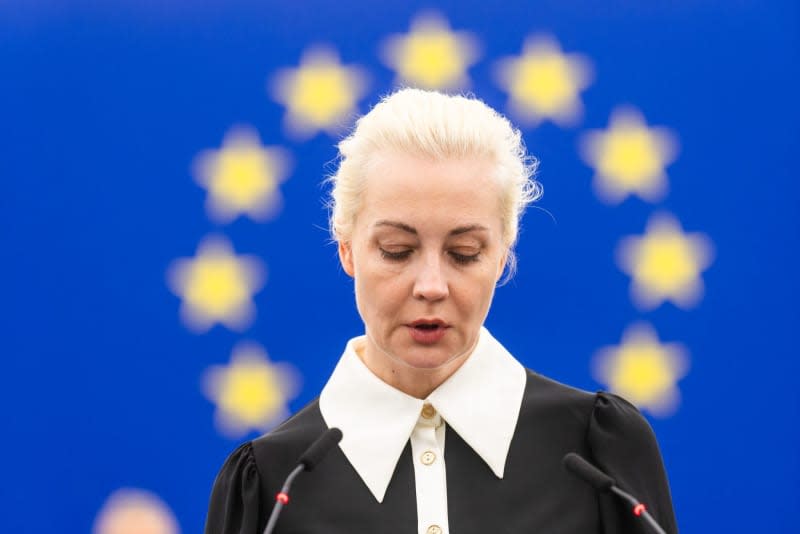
left=412, top=253, right=449, bottom=301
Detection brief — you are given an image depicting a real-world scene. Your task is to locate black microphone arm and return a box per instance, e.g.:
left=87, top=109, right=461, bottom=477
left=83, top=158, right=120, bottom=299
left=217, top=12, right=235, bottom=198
left=263, top=427, right=343, bottom=534
left=563, top=452, right=667, bottom=534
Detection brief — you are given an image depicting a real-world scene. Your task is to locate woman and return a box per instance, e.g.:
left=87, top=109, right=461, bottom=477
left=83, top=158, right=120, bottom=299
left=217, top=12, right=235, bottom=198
left=205, top=88, right=678, bottom=534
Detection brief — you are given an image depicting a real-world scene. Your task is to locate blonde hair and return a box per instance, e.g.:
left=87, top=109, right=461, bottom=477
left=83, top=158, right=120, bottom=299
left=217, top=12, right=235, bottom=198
left=328, top=88, right=541, bottom=276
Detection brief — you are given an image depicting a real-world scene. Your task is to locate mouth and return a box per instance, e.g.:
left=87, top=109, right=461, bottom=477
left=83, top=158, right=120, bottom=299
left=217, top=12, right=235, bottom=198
left=409, top=319, right=448, bottom=330
left=406, top=319, right=450, bottom=344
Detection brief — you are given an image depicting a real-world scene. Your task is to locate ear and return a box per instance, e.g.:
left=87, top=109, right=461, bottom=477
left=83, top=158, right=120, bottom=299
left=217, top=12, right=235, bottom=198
left=496, top=249, right=509, bottom=282
left=338, top=241, right=355, bottom=277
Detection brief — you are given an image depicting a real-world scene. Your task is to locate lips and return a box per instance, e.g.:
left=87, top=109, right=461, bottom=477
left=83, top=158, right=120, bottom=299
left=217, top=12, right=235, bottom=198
left=407, top=319, right=449, bottom=344
left=409, top=318, right=447, bottom=327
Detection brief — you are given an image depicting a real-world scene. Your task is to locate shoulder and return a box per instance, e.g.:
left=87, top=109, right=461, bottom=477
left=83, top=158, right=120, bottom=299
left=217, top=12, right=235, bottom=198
left=589, top=390, right=661, bottom=455
left=518, top=371, right=677, bottom=531
left=250, top=398, right=327, bottom=476
left=211, top=440, right=259, bottom=483
left=587, top=393, right=678, bottom=532
left=518, top=370, right=660, bottom=453
left=518, top=369, right=597, bottom=428
left=522, top=369, right=597, bottom=408
left=521, top=370, right=654, bottom=431
left=204, top=399, right=328, bottom=534
left=210, top=398, right=327, bottom=494
left=205, top=442, right=263, bottom=534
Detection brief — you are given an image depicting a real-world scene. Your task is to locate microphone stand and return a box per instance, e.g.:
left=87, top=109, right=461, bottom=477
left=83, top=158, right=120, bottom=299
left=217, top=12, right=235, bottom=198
left=263, top=464, right=304, bottom=534
left=608, top=485, right=667, bottom=534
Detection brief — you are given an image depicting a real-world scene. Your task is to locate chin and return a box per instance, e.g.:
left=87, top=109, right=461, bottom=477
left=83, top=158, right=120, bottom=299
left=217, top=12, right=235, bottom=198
left=401, top=348, right=463, bottom=370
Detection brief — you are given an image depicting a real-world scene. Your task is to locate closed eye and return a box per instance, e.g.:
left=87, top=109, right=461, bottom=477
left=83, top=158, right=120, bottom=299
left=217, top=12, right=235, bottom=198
left=380, top=248, right=413, bottom=261
left=449, top=251, right=480, bottom=265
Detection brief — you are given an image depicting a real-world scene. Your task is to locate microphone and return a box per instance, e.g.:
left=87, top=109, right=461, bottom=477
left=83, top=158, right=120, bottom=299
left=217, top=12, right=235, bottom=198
left=263, top=427, right=343, bottom=534
left=298, top=427, right=343, bottom=471
left=563, top=452, right=615, bottom=491
left=562, top=452, right=667, bottom=534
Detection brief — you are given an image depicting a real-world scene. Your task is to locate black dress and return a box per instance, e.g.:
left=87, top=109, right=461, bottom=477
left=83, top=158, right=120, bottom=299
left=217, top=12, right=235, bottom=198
left=204, top=370, right=678, bottom=533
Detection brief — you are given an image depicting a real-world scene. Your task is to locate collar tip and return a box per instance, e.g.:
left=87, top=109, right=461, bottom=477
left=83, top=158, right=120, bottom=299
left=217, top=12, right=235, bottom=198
left=489, top=463, right=506, bottom=480
left=364, top=482, right=389, bottom=504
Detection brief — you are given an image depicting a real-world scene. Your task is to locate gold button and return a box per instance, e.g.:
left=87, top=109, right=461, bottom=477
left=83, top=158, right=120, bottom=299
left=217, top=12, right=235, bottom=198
left=420, top=450, right=436, bottom=465
left=421, top=404, right=435, bottom=419
left=426, top=526, right=443, bottom=534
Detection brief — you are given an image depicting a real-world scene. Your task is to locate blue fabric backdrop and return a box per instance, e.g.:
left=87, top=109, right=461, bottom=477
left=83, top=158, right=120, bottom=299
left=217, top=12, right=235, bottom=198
left=1, top=1, right=797, bottom=532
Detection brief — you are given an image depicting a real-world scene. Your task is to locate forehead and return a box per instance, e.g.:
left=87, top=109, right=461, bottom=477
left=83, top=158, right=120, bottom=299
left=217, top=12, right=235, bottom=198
left=358, top=151, right=503, bottom=232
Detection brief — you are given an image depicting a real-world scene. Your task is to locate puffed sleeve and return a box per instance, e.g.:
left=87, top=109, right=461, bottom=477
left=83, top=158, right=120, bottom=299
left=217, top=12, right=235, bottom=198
left=588, top=393, right=679, bottom=534
left=204, top=442, right=265, bottom=534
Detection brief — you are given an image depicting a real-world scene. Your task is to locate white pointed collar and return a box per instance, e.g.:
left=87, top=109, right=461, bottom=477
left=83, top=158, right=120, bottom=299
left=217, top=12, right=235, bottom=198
left=319, top=327, right=527, bottom=503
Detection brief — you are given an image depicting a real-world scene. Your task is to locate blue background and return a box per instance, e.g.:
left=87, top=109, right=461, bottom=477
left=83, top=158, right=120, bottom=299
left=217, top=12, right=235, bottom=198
left=1, top=1, right=798, bottom=532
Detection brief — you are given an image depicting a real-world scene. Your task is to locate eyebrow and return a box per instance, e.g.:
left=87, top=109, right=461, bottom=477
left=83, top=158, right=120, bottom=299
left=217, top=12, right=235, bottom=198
left=373, top=220, right=489, bottom=236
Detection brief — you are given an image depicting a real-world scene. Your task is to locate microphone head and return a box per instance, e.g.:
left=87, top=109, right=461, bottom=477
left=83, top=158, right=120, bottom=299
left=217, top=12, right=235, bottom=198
left=562, top=452, right=615, bottom=492
left=298, top=427, right=343, bottom=471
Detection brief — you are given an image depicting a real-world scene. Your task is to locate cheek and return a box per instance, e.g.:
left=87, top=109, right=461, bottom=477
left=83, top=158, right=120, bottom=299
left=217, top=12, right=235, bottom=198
left=456, top=271, right=498, bottom=314
left=353, top=268, right=407, bottom=317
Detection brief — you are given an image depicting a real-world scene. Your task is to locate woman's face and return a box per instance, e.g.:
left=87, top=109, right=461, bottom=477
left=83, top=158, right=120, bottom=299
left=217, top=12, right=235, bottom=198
left=339, top=150, right=508, bottom=377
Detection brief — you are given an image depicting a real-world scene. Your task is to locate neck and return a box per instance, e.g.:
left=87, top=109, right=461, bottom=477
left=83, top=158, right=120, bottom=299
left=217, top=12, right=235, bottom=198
left=356, top=339, right=472, bottom=399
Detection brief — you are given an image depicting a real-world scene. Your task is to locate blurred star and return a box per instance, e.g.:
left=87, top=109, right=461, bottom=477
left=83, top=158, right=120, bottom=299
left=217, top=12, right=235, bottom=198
left=166, top=236, right=266, bottom=332
left=203, top=341, right=301, bottom=438
left=593, top=322, right=689, bottom=417
left=617, top=213, right=714, bottom=310
left=494, top=35, right=592, bottom=127
left=193, top=126, right=291, bottom=223
left=380, top=11, right=480, bottom=90
left=580, top=107, right=678, bottom=203
left=270, top=45, right=368, bottom=139
left=93, top=488, right=179, bottom=534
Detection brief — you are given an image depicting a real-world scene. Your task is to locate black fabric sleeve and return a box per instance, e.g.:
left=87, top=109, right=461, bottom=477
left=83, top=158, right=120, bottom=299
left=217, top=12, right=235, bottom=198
left=204, top=442, right=265, bottom=534
left=588, top=392, right=679, bottom=534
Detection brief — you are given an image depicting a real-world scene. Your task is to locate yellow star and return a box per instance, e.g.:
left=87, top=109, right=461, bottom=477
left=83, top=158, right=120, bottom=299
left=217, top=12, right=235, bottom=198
left=580, top=107, right=679, bottom=203
left=203, top=342, right=300, bottom=437
left=593, top=322, right=689, bottom=417
left=193, top=126, right=290, bottom=223
left=494, top=35, right=592, bottom=127
left=380, top=11, right=480, bottom=90
left=166, top=235, right=266, bottom=333
left=93, top=488, right=179, bottom=534
left=617, top=213, right=714, bottom=310
left=270, top=45, right=368, bottom=139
